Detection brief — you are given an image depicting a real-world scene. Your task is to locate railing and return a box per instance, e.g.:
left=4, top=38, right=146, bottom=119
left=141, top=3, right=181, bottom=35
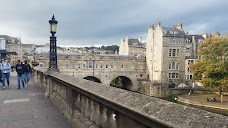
left=33, top=68, right=228, bottom=128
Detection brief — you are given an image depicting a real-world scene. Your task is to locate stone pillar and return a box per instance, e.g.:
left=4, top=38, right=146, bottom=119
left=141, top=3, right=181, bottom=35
left=80, top=95, right=85, bottom=114
left=99, top=105, right=107, bottom=127
left=92, top=102, right=100, bottom=125
left=89, top=100, right=95, bottom=121
left=66, top=87, right=74, bottom=118
left=84, top=97, right=90, bottom=117
left=74, top=93, right=81, bottom=110
left=106, top=108, right=116, bottom=128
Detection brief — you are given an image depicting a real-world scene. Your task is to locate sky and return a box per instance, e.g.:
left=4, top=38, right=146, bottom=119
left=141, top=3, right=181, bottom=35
left=0, top=0, right=228, bottom=47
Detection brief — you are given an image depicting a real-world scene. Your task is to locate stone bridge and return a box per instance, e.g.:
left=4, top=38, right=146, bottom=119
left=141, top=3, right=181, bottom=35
left=36, top=53, right=148, bottom=91
left=33, top=68, right=228, bottom=128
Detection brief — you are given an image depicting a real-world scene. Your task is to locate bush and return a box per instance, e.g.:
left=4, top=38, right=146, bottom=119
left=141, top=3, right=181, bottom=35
left=169, top=93, right=180, bottom=102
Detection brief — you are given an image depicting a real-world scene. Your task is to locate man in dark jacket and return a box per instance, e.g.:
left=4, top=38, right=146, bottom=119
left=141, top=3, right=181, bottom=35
left=16, top=60, right=25, bottom=89
left=24, top=60, right=32, bottom=86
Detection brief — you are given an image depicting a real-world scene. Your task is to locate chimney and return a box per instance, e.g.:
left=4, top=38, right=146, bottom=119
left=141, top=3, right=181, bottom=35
left=149, top=24, right=154, bottom=29
left=138, top=37, right=142, bottom=43
left=192, top=36, right=195, bottom=43
left=157, top=20, right=161, bottom=27
left=174, top=23, right=183, bottom=30
left=214, top=32, right=220, bottom=37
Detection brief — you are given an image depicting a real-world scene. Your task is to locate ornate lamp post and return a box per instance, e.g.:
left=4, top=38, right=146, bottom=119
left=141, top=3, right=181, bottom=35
left=48, top=14, right=58, bottom=70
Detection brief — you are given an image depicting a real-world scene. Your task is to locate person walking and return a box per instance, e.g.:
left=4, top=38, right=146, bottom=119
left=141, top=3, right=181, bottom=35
left=0, top=61, right=2, bottom=84
left=24, top=60, right=32, bottom=86
left=27, top=60, right=33, bottom=76
left=15, top=60, right=25, bottom=89
left=1, top=59, right=10, bottom=89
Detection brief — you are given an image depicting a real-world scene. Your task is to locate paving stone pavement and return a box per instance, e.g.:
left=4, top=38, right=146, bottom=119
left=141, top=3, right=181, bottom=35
left=0, top=71, right=72, bottom=128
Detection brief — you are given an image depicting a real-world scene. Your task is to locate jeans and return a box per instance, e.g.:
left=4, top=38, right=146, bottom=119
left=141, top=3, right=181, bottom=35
left=24, top=72, right=31, bottom=83
left=2, top=73, right=10, bottom=87
left=17, top=75, right=25, bottom=89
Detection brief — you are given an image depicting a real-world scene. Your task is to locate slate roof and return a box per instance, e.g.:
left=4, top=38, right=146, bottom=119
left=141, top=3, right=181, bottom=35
left=128, top=39, right=144, bottom=47
left=0, top=35, right=21, bottom=43
left=185, top=35, right=205, bottom=42
left=162, top=27, right=185, bottom=35
left=189, top=35, right=204, bottom=39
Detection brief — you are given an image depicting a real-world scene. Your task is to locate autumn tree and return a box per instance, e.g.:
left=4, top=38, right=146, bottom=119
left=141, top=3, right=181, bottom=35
left=190, top=37, right=228, bottom=93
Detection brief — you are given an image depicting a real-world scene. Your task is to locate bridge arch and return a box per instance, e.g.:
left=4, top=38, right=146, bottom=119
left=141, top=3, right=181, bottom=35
left=83, top=76, right=102, bottom=83
left=110, top=76, right=133, bottom=91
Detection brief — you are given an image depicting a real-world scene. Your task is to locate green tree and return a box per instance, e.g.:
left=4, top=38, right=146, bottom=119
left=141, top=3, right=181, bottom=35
left=190, top=37, right=228, bottom=101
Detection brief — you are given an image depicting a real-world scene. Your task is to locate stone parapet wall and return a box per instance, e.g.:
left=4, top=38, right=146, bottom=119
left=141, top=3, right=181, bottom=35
left=33, top=69, right=228, bottom=128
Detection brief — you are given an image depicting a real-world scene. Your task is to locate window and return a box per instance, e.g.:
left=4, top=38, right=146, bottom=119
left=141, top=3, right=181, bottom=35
left=169, top=49, right=180, bottom=57
left=169, top=49, right=172, bottom=56
left=175, top=73, right=179, bottom=78
left=72, top=64, right=75, bottom=69
left=100, top=65, right=102, bottom=68
left=190, top=75, right=192, bottom=80
left=186, top=75, right=189, bottom=80
left=169, top=61, right=179, bottom=70
left=177, top=49, right=179, bottom=56
left=171, top=39, right=180, bottom=44
left=168, top=73, right=179, bottom=79
left=172, top=49, right=176, bottom=56
left=66, top=64, right=69, bottom=68
left=78, top=64, right=80, bottom=68
left=172, top=73, right=175, bottom=78
left=86, top=61, right=93, bottom=68
left=106, top=65, right=108, bottom=68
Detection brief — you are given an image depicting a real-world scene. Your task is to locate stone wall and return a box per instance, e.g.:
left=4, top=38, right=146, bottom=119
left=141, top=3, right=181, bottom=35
left=33, top=68, right=228, bottom=128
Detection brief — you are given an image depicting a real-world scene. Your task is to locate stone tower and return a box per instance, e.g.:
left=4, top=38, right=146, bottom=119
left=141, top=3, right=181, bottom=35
left=146, top=22, right=186, bottom=88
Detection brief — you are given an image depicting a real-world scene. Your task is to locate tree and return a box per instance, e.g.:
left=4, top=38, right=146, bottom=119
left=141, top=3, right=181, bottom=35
left=190, top=37, right=228, bottom=100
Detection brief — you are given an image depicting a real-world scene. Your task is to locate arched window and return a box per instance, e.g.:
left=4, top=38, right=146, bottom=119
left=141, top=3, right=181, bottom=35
left=172, top=61, right=175, bottom=69
left=176, top=63, right=179, bottom=70
left=169, top=61, right=179, bottom=70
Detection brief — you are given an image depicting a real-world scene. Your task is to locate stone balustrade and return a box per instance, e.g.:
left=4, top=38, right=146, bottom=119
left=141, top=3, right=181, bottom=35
left=33, top=68, right=228, bottom=128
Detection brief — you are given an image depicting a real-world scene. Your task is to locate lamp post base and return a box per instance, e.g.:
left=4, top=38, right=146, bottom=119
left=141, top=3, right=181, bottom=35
left=45, top=68, right=60, bottom=75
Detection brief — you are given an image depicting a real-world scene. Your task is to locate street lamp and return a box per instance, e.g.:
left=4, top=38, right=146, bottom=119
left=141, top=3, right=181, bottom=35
left=49, top=14, right=58, bottom=69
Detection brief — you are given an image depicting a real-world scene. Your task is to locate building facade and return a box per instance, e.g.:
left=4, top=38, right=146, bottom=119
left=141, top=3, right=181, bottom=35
left=0, top=35, right=23, bottom=64
left=22, top=44, right=36, bottom=54
left=146, top=22, right=186, bottom=87
left=119, top=37, right=146, bottom=56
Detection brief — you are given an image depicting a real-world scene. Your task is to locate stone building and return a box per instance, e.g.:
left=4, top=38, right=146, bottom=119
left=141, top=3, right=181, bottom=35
left=0, top=35, right=23, bottom=63
left=0, top=38, right=7, bottom=60
left=34, top=22, right=219, bottom=96
left=146, top=22, right=186, bottom=88
left=119, top=37, right=146, bottom=56
left=22, top=44, right=36, bottom=54
left=185, top=34, right=205, bottom=59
